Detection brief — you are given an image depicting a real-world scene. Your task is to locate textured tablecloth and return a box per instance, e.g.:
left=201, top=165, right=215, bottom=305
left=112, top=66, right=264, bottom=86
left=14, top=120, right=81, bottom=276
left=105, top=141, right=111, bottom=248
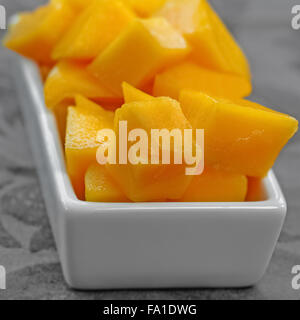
left=0, top=0, right=299, bottom=300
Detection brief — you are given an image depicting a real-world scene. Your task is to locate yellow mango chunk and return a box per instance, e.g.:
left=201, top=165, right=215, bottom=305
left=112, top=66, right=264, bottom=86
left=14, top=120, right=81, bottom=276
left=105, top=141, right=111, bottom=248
left=230, top=98, right=282, bottom=115
left=44, top=60, right=120, bottom=109
left=122, top=82, right=153, bottom=103
left=52, top=0, right=135, bottom=61
left=181, top=167, right=247, bottom=202
left=122, top=0, right=166, bottom=17
left=180, top=91, right=298, bottom=177
left=88, top=17, right=190, bottom=96
left=141, top=80, right=155, bottom=95
left=106, top=97, right=195, bottom=202
left=153, top=61, right=251, bottom=100
left=85, top=164, right=128, bottom=202
left=115, top=97, right=191, bottom=136
left=65, top=96, right=114, bottom=200
left=156, top=0, right=250, bottom=78
left=246, top=177, right=267, bottom=201
left=107, top=160, right=193, bottom=202
left=3, top=0, right=76, bottom=64
left=66, top=0, right=93, bottom=11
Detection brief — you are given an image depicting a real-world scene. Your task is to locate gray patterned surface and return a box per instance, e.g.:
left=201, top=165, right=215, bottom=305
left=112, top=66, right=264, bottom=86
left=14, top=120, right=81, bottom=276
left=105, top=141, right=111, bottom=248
left=0, top=0, right=300, bottom=300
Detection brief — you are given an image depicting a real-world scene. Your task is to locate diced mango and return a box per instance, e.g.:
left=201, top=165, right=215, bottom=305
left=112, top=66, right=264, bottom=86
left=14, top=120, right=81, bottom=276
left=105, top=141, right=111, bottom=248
left=5, top=0, right=298, bottom=205
left=65, top=95, right=114, bottom=200
left=115, top=97, right=191, bottom=137
left=122, top=82, right=153, bottom=103
left=3, top=0, right=76, bottom=64
left=122, top=0, right=166, bottom=17
left=246, top=177, right=267, bottom=201
left=156, top=0, right=250, bottom=78
left=180, top=167, right=247, bottom=202
left=52, top=0, right=135, bottom=61
left=153, top=61, right=251, bottom=100
left=230, top=98, right=282, bottom=115
left=141, top=80, right=155, bottom=95
left=179, top=90, right=298, bottom=177
left=85, top=163, right=128, bottom=202
left=66, top=0, right=93, bottom=11
left=106, top=97, right=194, bottom=201
left=107, top=160, right=193, bottom=202
left=88, top=17, right=190, bottom=96
left=44, top=60, right=120, bottom=109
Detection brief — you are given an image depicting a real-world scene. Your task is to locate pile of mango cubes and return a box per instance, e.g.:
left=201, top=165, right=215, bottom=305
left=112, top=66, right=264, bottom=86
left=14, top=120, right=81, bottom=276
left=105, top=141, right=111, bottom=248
left=4, top=0, right=298, bottom=202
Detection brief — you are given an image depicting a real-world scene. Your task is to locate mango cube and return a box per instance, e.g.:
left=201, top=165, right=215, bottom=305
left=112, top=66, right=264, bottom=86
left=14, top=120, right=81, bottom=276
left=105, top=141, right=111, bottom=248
left=153, top=61, right=251, bottom=100
left=230, top=98, right=283, bottom=115
left=44, top=60, right=120, bottom=109
left=180, top=91, right=298, bottom=177
left=115, top=97, right=191, bottom=138
left=122, top=0, right=166, bottom=17
left=106, top=97, right=195, bottom=201
left=122, top=82, right=153, bottom=103
left=52, top=0, right=135, bottom=61
left=66, top=0, right=93, bottom=11
left=246, top=177, right=267, bottom=201
left=85, top=164, right=128, bottom=202
left=65, top=96, right=114, bottom=199
left=3, top=0, right=76, bottom=64
left=181, top=167, right=247, bottom=202
left=156, top=0, right=250, bottom=78
left=88, top=17, right=190, bottom=96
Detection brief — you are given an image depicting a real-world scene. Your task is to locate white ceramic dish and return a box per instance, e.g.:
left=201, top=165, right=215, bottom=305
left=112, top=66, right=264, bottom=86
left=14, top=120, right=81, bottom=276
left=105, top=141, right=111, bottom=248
left=13, top=56, right=287, bottom=289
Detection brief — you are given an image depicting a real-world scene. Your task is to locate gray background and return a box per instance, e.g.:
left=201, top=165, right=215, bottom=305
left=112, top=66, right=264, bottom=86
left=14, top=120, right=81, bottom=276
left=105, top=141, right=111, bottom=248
left=0, top=0, right=299, bottom=299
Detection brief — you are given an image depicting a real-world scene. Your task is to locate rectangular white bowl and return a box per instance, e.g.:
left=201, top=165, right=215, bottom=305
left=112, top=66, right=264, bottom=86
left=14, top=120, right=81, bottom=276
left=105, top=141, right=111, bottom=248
left=13, top=56, right=287, bottom=289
